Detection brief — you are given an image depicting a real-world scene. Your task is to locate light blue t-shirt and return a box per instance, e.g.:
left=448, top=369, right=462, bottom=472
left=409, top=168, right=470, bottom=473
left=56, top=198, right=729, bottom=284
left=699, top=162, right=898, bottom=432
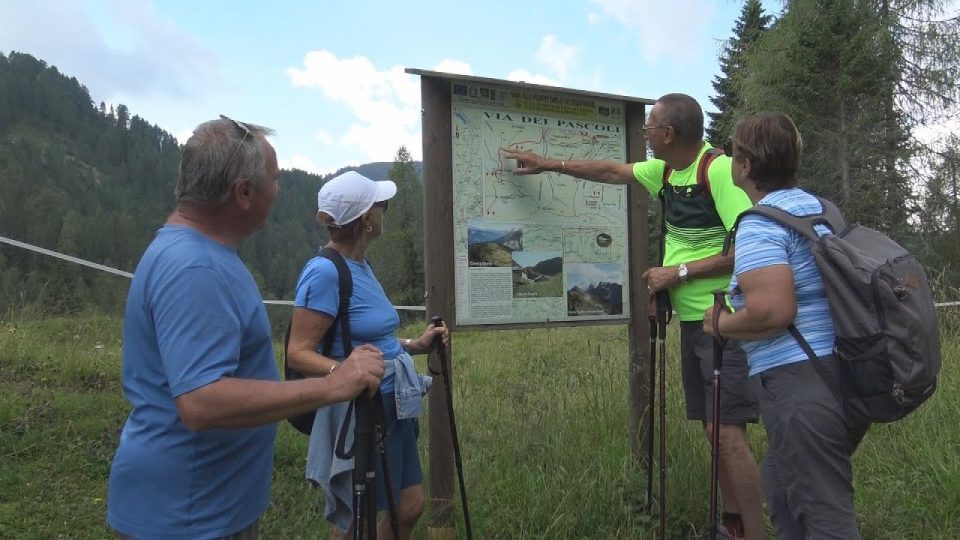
left=294, top=254, right=402, bottom=392
left=108, top=225, right=279, bottom=540
left=729, top=189, right=835, bottom=376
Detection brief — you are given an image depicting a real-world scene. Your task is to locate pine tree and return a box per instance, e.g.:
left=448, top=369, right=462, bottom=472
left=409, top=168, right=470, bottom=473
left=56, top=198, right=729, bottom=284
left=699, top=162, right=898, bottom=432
left=116, top=104, right=130, bottom=129
left=367, top=146, right=424, bottom=307
left=733, top=0, right=960, bottom=240
left=736, top=0, right=914, bottom=236
left=878, top=0, right=960, bottom=130
left=920, top=138, right=960, bottom=287
left=706, top=0, right=771, bottom=149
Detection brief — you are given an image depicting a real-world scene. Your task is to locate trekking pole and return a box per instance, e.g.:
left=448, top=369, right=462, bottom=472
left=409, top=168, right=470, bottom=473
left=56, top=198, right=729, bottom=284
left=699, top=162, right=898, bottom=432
left=708, top=290, right=728, bottom=540
left=375, top=413, right=401, bottom=539
left=656, top=289, right=672, bottom=540
left=352, top=395, right=377, bottom=540
left=341, top=392, right=400, bottom=540
left=646, top=296, right=657, bottom=514
left=430, top=316, right=473, bottom=540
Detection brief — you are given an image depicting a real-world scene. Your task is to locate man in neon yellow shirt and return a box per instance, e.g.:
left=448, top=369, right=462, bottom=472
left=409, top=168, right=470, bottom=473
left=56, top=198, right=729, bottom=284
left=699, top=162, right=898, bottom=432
left=503, top=93, right=763, bottom=539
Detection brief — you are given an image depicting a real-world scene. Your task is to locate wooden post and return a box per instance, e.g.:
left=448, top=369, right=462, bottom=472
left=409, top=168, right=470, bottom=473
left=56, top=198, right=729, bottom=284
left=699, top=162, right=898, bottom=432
left=420, top=75, right=457, bottom=539
left=625, top=103, right=651, bottom=468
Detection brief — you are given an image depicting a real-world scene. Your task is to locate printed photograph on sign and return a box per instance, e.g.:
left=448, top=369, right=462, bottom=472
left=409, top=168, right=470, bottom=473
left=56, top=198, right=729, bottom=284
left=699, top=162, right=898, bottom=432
left=511, top=251, right=563, bottom=298
left=565, top=262, right=624, bottom=316
left=467, top=221, right=523, bottom=267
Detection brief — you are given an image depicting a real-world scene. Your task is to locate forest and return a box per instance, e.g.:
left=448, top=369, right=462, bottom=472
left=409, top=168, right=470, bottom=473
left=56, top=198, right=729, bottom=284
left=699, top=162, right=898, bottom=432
left=1, top=0, right=958, bottom=316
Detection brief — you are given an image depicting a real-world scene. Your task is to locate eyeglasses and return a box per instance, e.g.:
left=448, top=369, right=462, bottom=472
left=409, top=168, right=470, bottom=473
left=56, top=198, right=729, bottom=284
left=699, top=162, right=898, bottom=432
left=220, top=114, right=253, bottom=170
left=642, top=124, right=669, bottom=133
left=373, top=200, right=389, bottom=212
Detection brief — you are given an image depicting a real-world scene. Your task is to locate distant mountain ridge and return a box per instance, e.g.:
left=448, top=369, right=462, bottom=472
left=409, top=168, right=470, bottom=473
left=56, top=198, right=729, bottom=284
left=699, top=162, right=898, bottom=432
left=332, top=162, right=423, bottom=183
left=530, top=256, right=562, bottom=276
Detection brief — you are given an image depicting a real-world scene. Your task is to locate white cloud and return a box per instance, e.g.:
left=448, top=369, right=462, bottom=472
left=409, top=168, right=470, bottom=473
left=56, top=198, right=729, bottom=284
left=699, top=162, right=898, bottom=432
left=174, top=128, right=194, bottom=145
left=0, top=0, right=221, bottom=103
left=567, top=262, right=622, bottom=290
left=433, top=59, right=474, bottom=76
left=287, top=50, right=422, bottom=163
left=286, top=55, right=478, bottom=166
left=535, top=35, right=578, bottom=80
left=280, top=155, right=326, bottom=176
left=315, top=129, right=335, bottom=145
left=588, top=0, right=716, bottom=64
left=505, top=69, right=562, bottom=87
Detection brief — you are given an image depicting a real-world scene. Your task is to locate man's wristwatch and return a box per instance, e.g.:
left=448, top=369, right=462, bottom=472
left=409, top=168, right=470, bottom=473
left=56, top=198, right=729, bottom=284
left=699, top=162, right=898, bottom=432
left=678, top=262, right=689, bottom=284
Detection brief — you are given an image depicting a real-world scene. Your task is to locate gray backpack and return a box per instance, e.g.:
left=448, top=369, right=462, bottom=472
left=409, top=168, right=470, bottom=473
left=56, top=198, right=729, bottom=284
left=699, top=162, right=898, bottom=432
left=727, top=195, right=941, bottom=423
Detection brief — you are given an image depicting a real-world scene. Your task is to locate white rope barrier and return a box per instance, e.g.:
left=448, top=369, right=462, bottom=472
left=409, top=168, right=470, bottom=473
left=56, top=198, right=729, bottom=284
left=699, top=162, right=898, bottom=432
left=1, top=234, right=956, bottom=310
left=1, top=235, right=134, bottom=278
left=0, top=235, right=427, bottom=311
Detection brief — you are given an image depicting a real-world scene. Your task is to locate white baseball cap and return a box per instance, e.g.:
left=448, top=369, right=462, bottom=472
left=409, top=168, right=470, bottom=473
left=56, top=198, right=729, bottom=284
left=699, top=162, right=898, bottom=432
left=317, top=170, right=397, bottom=226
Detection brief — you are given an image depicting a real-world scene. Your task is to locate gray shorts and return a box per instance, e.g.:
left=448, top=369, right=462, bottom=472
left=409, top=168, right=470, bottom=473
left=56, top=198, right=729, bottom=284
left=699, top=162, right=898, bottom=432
left=679, top=321, right=759, bottom=424
left=753, top=358, right=870, bottom=539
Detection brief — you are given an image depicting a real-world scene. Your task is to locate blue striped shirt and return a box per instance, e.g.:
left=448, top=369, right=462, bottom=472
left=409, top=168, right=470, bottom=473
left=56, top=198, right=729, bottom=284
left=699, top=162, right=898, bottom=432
left=728, top=188, right=835, bottom=376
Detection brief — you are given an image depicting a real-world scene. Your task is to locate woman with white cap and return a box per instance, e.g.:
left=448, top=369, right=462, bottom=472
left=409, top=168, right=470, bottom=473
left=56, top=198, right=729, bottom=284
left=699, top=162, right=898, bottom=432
left=287, top=170, right=446, bottom=540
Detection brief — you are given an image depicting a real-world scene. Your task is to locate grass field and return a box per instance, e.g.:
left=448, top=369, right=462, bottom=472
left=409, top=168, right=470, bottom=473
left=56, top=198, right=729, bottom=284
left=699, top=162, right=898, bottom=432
left=1, top=308, right=958, bottom=539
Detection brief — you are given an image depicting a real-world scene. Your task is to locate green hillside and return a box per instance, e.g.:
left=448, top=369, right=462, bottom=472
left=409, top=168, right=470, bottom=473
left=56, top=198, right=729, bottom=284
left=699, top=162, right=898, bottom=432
left=0, top=52, right=424, bottom=317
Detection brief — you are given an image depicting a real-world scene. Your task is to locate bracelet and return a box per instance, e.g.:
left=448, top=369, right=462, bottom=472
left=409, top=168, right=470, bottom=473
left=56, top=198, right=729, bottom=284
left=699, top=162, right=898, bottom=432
left=560, top=160, right=566, bottom=172
left=404, top=338, right=413, bottom=352
left=328, top=362, right=339, bottom=375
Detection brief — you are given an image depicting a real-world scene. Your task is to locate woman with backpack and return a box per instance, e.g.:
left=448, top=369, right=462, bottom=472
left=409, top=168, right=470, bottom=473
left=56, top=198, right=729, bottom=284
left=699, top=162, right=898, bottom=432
left=703, top=112, right=870, bottom=539
left=286, top=170, right=447, bottom=540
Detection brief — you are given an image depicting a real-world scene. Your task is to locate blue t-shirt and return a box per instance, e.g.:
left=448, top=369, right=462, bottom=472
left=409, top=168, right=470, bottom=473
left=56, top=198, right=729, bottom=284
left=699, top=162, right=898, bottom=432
left=108, top=225, right=279, bottom=540
left=728, top=189, right=835, bottom=376
left=294, top=254, right=402, bottom=392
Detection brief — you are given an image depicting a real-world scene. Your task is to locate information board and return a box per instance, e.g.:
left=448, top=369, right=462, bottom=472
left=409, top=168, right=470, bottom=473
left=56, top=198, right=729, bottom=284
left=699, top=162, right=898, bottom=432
left=450, top=79, right=631, bottom=325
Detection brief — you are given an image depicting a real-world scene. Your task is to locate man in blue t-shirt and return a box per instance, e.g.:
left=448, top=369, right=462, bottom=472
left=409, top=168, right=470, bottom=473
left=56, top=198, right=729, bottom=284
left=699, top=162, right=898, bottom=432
left=107, top=117, right=385, bottom=540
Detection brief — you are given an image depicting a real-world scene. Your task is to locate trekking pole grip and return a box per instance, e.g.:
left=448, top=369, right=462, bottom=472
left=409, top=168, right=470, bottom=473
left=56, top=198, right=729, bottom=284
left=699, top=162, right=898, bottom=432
left=430, top=315, right=445, bottom=352
left=711, top=290, right=728, bottom=345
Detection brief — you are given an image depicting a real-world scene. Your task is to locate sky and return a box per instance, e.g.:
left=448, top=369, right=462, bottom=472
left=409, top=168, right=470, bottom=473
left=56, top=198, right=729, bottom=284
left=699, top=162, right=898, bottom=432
left=1, top=0, right=784, bottom=176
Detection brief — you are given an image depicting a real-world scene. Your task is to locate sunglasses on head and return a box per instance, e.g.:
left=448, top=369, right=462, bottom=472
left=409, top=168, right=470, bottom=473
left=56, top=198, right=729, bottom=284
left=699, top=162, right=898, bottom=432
left=219, top=115, right=253, bottom=167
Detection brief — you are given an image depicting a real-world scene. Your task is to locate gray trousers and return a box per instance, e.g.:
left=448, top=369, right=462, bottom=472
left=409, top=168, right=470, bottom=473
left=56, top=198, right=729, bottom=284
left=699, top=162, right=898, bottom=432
left=116, top=518, right=258, bottom=540
left=753, top=358, right=869, bottom=540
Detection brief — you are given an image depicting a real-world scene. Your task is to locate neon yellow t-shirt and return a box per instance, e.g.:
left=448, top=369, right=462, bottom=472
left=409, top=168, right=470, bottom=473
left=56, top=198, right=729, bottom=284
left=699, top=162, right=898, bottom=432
left=632, top=143, right=752, bottom=321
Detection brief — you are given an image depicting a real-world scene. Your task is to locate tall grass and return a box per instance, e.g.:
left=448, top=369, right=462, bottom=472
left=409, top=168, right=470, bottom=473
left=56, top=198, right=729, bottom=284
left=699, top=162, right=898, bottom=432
left=1, top=307, right=958, bottom=538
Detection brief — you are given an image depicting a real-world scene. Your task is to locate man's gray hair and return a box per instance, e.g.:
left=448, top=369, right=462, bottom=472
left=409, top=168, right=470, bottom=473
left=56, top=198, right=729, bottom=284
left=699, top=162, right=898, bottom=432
left=175, top=117, right=276, bottom=205
left=656, top=93, right=704, bottom=146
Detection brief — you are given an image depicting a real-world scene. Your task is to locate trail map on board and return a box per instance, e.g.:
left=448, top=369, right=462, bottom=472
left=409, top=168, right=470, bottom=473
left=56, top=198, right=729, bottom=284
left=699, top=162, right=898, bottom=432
left=451, top=80, right=631, bottom=326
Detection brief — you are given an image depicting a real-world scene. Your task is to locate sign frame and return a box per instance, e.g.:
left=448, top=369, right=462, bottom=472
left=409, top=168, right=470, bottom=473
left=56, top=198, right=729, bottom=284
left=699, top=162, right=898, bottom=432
left=408, top=68, right=656, bottom=536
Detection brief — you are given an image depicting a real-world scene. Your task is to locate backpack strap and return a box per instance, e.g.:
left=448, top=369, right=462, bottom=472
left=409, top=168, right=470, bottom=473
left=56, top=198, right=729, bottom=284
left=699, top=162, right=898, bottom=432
left=315, top=247, right=367, bottom=460
left=723, top=195, right=846, bottom=256
left=660, top=147, right=725, bottom=192
left=658, top=147, right=726, bottom=264
left=283, top=247, right=354, bottom=437
left=696, top=148, right=725, bottom=198
left=318, top=247, right=354, bottom=356
left=720, top=196, right=848, bottom=402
